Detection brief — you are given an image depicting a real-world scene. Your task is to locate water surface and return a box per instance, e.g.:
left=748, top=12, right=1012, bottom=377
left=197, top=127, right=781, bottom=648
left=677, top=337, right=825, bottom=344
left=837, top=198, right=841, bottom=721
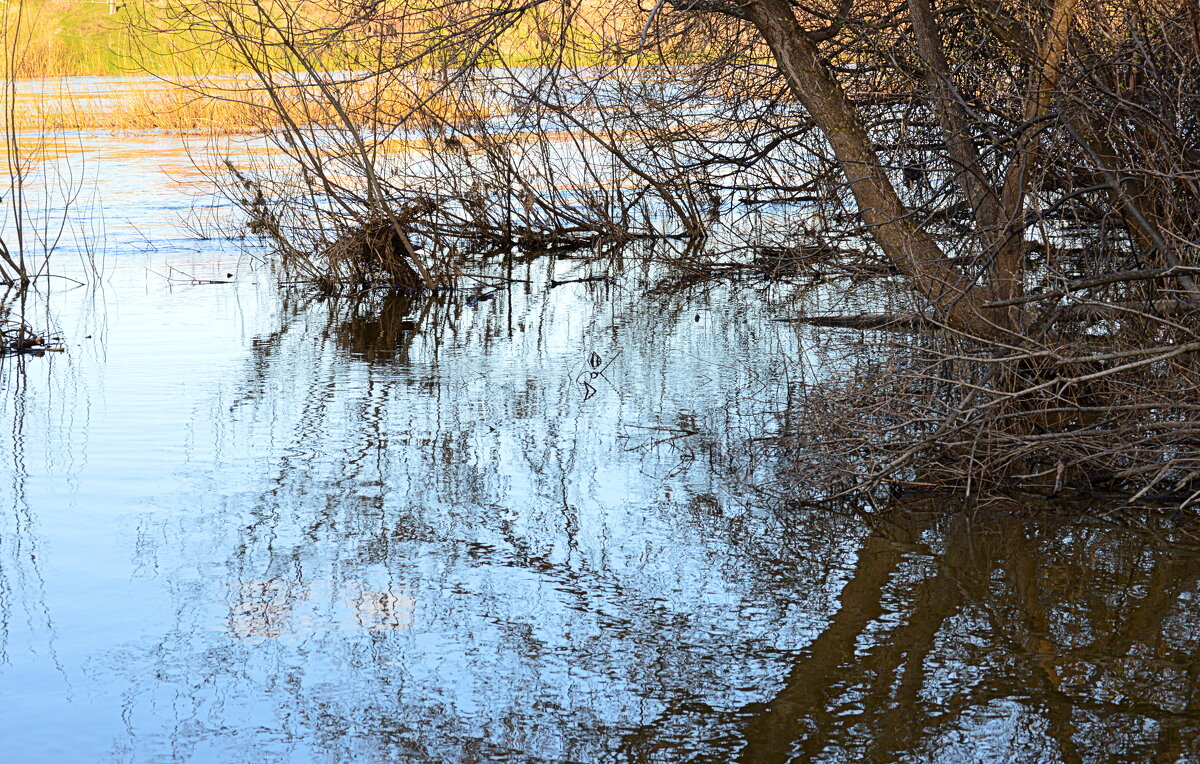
left=2, top=124, right=1199, bottom=762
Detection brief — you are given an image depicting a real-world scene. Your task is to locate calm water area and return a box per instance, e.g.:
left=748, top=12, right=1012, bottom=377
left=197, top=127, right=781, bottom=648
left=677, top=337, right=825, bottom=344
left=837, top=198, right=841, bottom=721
left=2, top=112, right=1200, bottom=761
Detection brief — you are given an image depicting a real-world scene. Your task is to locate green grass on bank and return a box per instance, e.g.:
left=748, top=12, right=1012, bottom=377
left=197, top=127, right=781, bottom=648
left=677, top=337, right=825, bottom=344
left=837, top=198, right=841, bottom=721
left=11, top=0, right=135, bottom=76
left=6, top=0, right=235, bottom=76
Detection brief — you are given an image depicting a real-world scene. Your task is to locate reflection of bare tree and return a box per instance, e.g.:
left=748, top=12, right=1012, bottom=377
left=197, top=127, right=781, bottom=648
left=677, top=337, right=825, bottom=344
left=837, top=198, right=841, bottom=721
left=228, top=579, right=310, bottom=640
left=0, top=361, right=27, bottom=663
left=91, top=262, right=827, bottom=758
left=330, top=290, right=435, bottom=365
left=0, top=328, right=69, bottom=674
left=740, top=525, right=911, bottom=761
left=734, top=506, right=1200, bottom=762
left=348, top=587, right=415, bottom=632
left=84, top=265, right=1200, bottom=761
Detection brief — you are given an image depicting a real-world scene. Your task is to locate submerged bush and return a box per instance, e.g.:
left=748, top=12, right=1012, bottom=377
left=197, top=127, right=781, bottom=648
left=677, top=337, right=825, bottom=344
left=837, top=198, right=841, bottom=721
left=176, top=0, right=1200, bottom=506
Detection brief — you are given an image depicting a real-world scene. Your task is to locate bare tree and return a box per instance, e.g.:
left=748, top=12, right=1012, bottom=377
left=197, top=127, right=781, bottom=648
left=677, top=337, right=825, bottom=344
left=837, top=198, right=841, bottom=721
left=137, top=0, right=1200, bottom=501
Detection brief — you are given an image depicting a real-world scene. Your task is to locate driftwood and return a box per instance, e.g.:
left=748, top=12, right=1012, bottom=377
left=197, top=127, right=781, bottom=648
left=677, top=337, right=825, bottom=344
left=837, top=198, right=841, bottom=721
left=0, top=319, right=62, bottom=356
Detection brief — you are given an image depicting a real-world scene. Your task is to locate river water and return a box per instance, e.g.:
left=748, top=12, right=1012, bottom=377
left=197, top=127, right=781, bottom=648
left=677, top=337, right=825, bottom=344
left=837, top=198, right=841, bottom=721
left=2, top=128, right=1200, bottom=762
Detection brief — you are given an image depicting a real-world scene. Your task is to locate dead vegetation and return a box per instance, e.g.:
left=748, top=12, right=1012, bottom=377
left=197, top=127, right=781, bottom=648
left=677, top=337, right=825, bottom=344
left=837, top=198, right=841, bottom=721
left=317, top=216, right=425, bottom=293
left=765, top=313, right=1200, bottom=507
left=0, top=317, right=61, bottom=356
left=12, top=73, right=496, bottom=134
left=156, top=0, right=1200, bottom=507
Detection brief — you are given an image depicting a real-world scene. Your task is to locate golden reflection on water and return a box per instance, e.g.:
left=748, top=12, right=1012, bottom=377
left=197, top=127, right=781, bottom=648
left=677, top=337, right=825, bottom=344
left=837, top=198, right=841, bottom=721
left=735, top=505, right=1200, bottom=762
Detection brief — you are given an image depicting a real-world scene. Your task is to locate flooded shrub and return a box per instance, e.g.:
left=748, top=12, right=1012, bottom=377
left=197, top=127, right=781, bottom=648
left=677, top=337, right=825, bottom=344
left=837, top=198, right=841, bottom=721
left=766, top=318, right=1200, bottom=505
left=321, top=216, right=425, bottom=292
left=153, top=0, right=1200, bottom=504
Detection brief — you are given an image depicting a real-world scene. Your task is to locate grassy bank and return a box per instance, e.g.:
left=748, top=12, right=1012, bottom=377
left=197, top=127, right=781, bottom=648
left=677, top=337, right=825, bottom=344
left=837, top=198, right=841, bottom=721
left=6, top=0, right=506, bottom=132
left=4, top=0, right=690, bottom=133
left=5, top=0, right=642, bottom=79
left=13, top=74, right=496, bottom=133
left=5, top=0, right=203, bottom=77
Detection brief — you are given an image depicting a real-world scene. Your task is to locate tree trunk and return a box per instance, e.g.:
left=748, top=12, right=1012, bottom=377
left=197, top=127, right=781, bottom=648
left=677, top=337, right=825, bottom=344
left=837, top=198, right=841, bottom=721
left=746, top=0, right=1002, bottom=335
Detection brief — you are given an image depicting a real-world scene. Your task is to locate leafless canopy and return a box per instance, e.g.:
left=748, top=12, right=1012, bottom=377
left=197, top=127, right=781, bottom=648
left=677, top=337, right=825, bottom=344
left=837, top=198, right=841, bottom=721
left=138, top=0, right=1200, bottom=505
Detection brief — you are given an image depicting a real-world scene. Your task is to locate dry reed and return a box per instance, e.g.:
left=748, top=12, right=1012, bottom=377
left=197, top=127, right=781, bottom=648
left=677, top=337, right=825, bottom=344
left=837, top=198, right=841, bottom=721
left=10, top=75, right=495, bottom=134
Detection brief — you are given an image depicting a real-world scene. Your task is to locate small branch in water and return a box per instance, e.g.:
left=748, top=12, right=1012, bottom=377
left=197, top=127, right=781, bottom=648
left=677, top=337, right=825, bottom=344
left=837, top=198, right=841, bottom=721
left=458, top=273, right=534, bottom=286
left=0, top=320, right=63, bottom=356
left=772, top=312, right=930, bottom=330
left=549, top=275, right=610, bottom=289
left=151, top=266, right=235, bottom=286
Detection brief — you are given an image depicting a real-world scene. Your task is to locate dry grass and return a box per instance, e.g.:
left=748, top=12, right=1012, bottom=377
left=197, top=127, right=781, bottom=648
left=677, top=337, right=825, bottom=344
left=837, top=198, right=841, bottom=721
left=11, top=75, right=496, bottom=133
left=3, top=0, right=650, bottom=79
left=3, top=0, right=225, bottom=78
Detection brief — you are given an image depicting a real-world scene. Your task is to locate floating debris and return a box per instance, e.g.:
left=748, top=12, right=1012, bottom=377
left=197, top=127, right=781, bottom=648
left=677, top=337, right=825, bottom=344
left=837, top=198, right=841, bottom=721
left=1, top=319, right=63, bottom=356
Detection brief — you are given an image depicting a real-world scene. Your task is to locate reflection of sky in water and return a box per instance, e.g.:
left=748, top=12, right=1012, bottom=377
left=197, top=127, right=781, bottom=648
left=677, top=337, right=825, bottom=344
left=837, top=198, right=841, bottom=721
left=0, top=131, right=843, bottom=760
left=2, top=129, right=1200, bottom=762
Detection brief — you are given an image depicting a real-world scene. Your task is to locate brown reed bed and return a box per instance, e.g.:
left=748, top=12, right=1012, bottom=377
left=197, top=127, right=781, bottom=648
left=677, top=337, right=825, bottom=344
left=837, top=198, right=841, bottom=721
left=12, top=75, right=496, bottom=134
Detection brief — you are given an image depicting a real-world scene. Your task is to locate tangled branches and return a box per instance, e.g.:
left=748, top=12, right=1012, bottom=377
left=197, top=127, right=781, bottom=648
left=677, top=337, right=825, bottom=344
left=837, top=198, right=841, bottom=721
left=773, top=284, right=1200, bottom=507
left=146, top=0, right=1200, bottom=505
left=0, top=316, right=60, bottom=356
